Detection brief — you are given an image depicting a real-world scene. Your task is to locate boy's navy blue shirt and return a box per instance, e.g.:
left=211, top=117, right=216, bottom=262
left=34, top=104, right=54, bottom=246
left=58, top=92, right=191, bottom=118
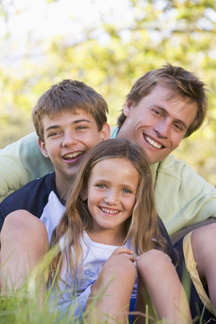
left=0, top=172, right=65, bottom=242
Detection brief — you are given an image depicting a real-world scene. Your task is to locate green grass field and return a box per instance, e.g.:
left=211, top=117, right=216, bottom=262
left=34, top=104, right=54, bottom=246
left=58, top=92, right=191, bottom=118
left=0, top=247, right=211, bottom=324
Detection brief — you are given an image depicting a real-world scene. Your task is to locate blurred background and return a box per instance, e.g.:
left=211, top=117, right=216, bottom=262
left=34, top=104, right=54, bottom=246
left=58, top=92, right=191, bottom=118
left=0, top=0, right=216, bottom=185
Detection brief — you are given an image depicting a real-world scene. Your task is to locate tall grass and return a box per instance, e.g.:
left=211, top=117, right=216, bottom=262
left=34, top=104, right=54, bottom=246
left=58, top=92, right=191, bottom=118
left=0, top=283, right=163, bottom=324
left=0, top=287, right=167, bottom=324
left=0, top=246, right=212, bottom=324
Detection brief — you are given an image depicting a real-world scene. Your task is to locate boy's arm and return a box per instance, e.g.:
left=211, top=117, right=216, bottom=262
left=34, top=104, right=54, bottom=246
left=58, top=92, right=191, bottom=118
left=0, top=132, right=54, bottom=201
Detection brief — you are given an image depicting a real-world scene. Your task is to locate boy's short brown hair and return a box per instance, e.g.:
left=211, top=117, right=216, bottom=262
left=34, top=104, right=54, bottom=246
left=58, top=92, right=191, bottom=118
left=32, top=79, right=108, bottom=142
left=117, top=63, right=208, bottom=138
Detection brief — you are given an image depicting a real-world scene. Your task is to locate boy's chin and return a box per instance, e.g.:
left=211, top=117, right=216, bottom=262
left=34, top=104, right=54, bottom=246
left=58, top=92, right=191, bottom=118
left=67, top=164, right=83, bottom=177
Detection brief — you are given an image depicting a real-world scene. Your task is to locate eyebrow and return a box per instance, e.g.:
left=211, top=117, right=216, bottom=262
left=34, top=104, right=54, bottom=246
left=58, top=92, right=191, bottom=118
left=45, top=119, right=91, bottom=133
left=153, top=106, right=188, bottom=130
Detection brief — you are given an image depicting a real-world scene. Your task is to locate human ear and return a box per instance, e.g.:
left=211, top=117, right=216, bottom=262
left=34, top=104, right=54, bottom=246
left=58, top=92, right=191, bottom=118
left=38, top=138, right=50, bottom=159
left=123, top=99, right=134, bottom=117
left=100, top=122, right=110, bottom=141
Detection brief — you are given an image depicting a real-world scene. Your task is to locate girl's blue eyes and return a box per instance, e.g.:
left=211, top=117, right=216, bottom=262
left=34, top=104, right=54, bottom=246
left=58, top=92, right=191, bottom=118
left=96, top=184, right=106, bottom=189
left=122, top=189, right=132, bottom=194
left=96, top=185, right=132, bottom=194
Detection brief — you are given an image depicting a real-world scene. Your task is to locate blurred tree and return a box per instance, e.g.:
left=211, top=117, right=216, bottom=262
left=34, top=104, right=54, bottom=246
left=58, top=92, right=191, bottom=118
left=0, top=0, right=216, bottom=185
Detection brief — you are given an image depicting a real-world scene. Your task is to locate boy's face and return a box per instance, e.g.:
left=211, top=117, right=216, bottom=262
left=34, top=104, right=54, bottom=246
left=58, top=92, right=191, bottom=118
left=38, top=109, right=110, bottom=196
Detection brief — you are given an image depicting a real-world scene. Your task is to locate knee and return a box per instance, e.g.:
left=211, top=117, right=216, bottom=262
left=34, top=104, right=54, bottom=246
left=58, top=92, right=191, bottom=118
left=191, top=223, right=216, bottom=249
left=137, top=249, right=172, bottom=274
left=2, top=210, right=45, bottom=232
left=191, top=224, right=216, bottom=279
left=102, top=255, right=136, bottom=280
left=91, top=255, right=136, bottom=295
left=2, top=210, right=33, bottom=232
left=1, top=210, right=48, bottom=246
left=199, top=222, right=216, bottom=237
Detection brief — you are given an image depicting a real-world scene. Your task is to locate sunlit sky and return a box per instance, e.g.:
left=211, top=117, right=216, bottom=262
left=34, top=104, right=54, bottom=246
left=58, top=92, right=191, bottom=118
left=0, top=0, right=133, bottom=39
left=0, top=0, right=138, bottom=65
left=1, top=0, right=216, bottom=65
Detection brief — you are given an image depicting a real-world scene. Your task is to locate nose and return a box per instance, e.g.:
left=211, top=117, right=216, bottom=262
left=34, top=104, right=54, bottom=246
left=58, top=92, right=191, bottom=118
left=62, top=132, right=77, bottom=148
left=153, top=120, right=170, bottom=139
left=104, top=189, right=119, bottom=205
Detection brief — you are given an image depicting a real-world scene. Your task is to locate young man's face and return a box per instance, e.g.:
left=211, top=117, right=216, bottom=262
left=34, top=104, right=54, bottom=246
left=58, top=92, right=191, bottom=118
left=117, top=84, right=198, bottom=164
left=38, top=109, right=110, bottom=195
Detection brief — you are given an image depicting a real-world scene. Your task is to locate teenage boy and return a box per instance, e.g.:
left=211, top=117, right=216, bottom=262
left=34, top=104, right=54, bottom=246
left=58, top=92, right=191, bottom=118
left=0, top=79, right=110, bottom=288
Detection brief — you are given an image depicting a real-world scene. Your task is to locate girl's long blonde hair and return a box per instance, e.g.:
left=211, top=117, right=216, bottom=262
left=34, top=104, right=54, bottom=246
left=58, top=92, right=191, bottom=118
left=50, top=138, right=169, bottom=283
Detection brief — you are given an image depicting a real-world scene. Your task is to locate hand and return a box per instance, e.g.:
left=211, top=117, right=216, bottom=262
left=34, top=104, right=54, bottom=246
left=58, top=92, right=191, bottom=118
left=111, top=247, right=135, bottom=262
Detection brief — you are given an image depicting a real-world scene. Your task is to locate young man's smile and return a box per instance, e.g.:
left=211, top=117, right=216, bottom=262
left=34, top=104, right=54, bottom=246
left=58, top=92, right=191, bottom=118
left=144, top=135, right=163, bottom=149
left=117, top=84, right=198, bottom=164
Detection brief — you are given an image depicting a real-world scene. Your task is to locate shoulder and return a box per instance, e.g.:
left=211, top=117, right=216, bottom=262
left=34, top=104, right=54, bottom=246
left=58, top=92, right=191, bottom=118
left=1, top=132, right=39, bottom=158
left=152, top=154, right=190, bottom=178
left=152, top=154, right=215, bottom=188
left=0, top=173, right=56, bottom=222
left=3, top=172, right=55, bottom=197
left=0, top=132, right=54, bottom=200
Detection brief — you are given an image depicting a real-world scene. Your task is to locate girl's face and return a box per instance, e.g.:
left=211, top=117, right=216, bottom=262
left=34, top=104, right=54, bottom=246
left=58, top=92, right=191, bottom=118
left=85, top=158, right=139, bottom=240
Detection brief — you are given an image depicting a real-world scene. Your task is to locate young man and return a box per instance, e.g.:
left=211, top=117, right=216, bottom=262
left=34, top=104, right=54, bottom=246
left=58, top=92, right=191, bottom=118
left=0, top=79, right=110, bottom=288
left=113, top=64, right=216, bottom=237
left=112, top=63, right=216, bottom=320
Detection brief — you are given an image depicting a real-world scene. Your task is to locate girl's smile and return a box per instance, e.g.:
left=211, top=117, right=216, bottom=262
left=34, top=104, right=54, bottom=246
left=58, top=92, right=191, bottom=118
left=85, top=157, right=139, bottom=244
left=99, top=207, right=120, bottom=215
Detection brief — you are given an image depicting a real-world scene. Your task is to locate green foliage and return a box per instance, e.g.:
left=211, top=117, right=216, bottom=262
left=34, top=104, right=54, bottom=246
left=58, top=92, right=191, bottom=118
left=0, top=0, right=216, bottom=185
left=0, top=271, right=210, bottom=324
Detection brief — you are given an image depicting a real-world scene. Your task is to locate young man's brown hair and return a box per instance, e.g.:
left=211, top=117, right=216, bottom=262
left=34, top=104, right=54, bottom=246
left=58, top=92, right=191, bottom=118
left=32, top=79, right=109, bottom=142
left=117, top=63, right=208, bottom=138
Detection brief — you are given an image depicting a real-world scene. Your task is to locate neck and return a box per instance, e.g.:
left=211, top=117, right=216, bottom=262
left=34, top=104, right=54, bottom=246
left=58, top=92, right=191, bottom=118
left=55, top=174, right=76, bottom=202
left=87, top=227, right=127, bottom=246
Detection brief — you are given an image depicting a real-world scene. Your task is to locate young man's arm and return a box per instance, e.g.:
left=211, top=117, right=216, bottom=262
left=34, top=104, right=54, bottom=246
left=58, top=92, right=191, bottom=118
left=0, top=132, right=54, bottom=202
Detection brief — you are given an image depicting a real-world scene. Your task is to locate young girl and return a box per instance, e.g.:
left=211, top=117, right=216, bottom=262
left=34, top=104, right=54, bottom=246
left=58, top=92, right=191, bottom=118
left=50, top=138, right=191, bottom=324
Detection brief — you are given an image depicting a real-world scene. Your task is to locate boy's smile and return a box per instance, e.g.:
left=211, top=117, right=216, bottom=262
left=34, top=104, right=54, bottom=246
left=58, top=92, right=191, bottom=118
left=86, top=158, right=139, bottom=245
left=38, top=109, right=110, bottom=199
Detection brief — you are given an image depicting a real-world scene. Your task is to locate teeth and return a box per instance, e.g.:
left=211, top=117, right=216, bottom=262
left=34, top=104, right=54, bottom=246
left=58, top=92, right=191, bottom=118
left=145, top=136, right=162, bottom=149
left=101, top=208, right=119, bottom=214
left=64, top=152, right=84, bottom=160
